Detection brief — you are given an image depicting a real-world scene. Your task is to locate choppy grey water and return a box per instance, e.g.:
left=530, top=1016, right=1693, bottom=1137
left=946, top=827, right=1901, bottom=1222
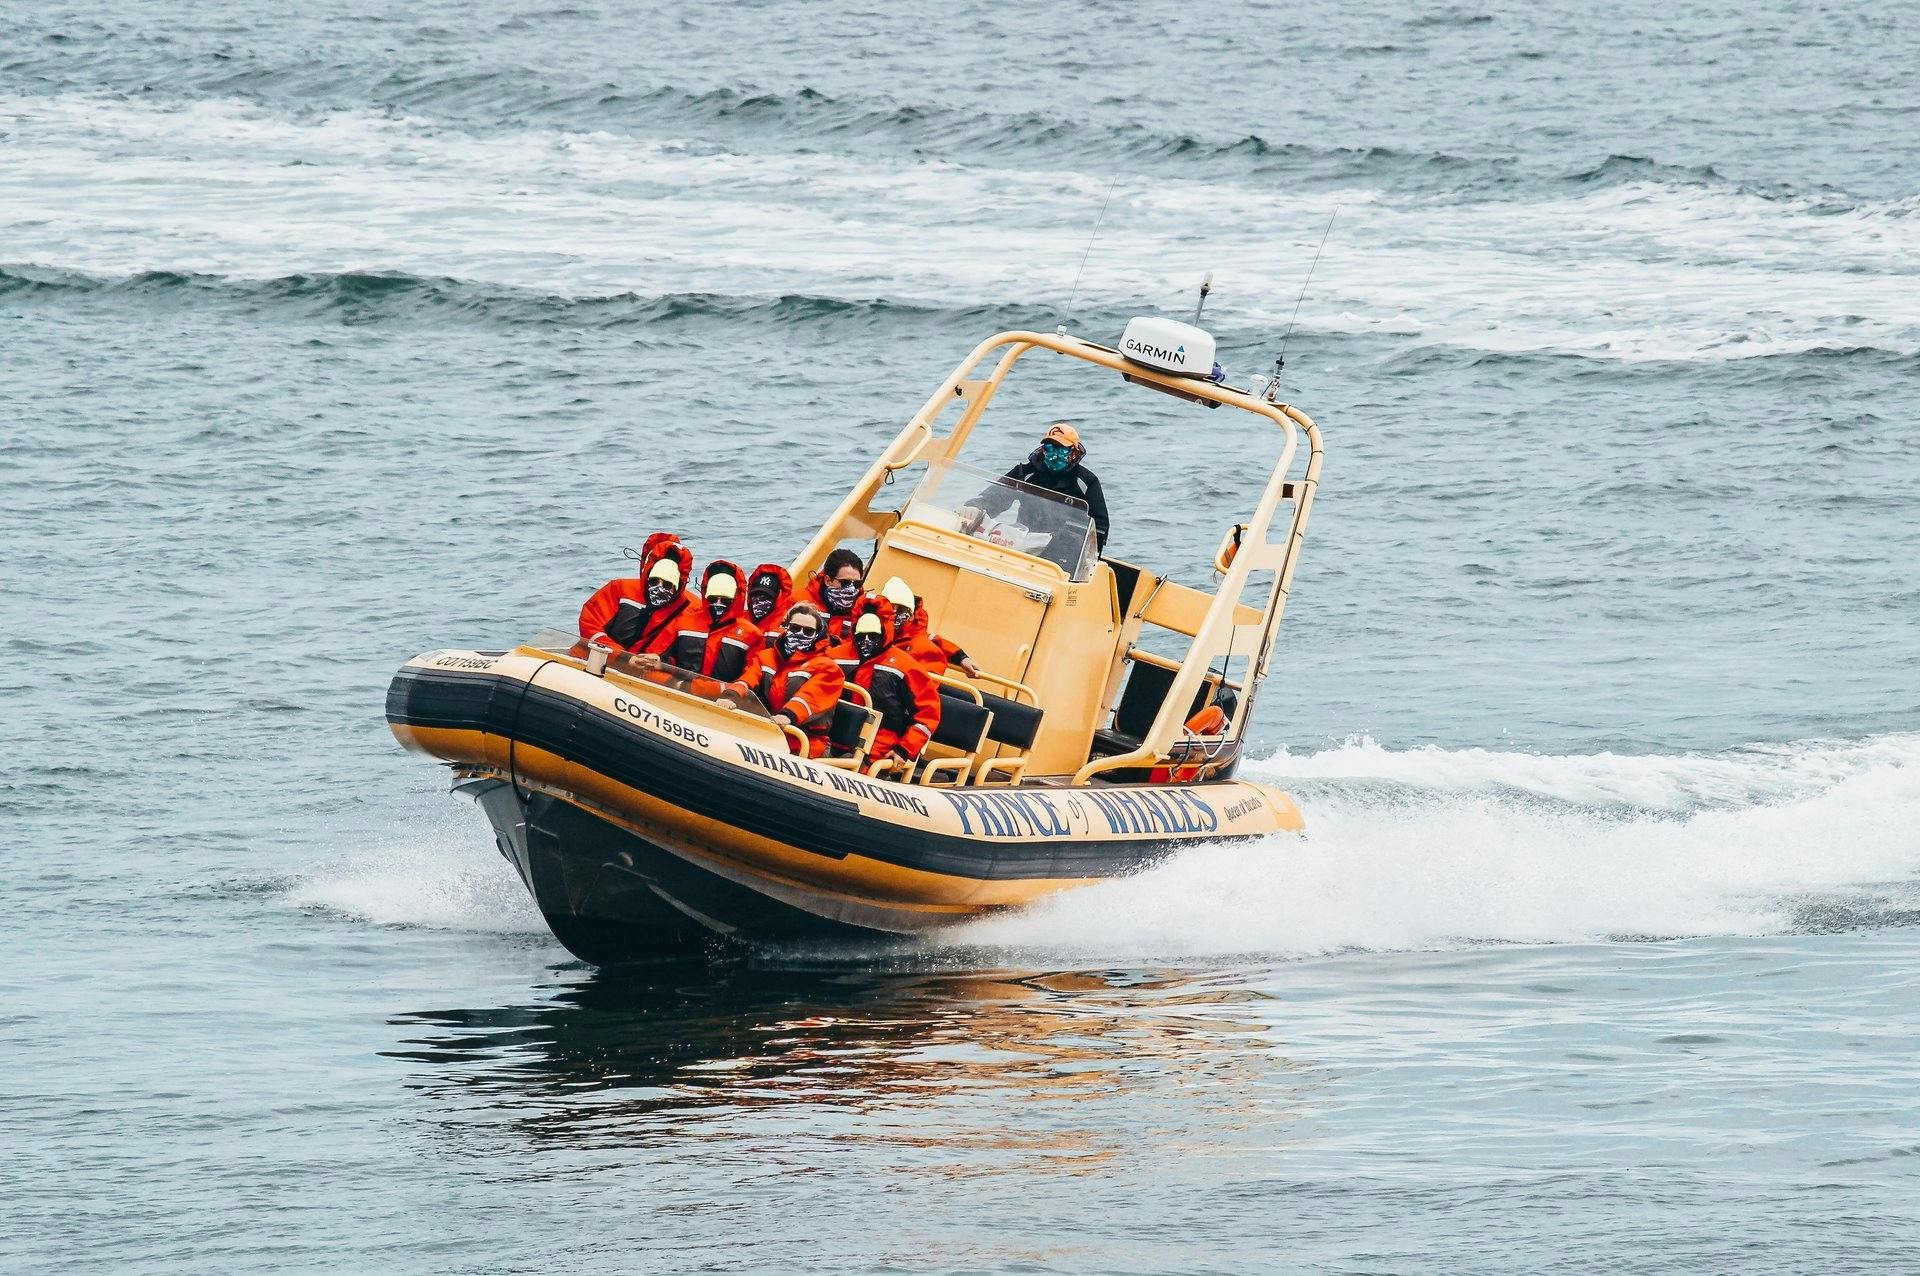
left=6, top=1, right=1920, bottom=1270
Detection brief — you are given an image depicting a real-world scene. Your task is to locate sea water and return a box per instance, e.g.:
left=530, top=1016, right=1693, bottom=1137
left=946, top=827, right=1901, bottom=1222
left=5, top=1, right=1919, bottom=1270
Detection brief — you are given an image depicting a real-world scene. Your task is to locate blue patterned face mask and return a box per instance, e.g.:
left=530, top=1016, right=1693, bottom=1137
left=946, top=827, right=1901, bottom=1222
left=646, top=580, right=677, bottom=607
left=824, top=581, right=861, bottom=612
left=781, top=623, right=822, bottom=655
left=1041, top=441, right=1072, bottom=472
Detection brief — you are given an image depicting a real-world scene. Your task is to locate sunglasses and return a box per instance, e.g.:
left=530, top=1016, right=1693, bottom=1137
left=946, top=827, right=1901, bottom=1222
left=786, top=622, right=821, bottom=636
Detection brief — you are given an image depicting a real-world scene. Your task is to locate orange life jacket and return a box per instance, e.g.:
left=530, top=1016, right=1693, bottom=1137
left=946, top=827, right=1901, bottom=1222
left=895, top=602, right=968, bottom=671
left=697, top=559, right=764, bottom=684
left=739, top=641, right=844, bottom=757
left=830, top=598, right=942, bottom=760
left=578, top=537, right=704, bottom=664
left=743, top=562, right=794, bottom=631
left=801, top=571, right=864, bottom=643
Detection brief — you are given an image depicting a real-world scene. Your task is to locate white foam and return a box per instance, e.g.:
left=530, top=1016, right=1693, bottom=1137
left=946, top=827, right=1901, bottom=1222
left=4, top=93, right=1917, bottom=361
left=955, top=734, right=1920, bottom=960
left=286, top=807, right=544, bottom=933
left=289, top=737, right=1920, bottom=955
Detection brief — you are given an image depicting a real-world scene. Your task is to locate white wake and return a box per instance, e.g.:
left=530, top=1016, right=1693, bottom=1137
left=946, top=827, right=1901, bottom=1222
left=954, top=734, right=1920, bottom=959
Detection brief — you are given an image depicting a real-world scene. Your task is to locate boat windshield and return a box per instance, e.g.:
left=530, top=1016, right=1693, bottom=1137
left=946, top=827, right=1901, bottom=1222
left=900, top=458, right=1099, bottom=581
left=524, top=630, right=773, bottom=716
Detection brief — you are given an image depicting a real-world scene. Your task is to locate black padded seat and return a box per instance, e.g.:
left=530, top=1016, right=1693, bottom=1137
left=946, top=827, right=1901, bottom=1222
left=931, top=690, right=992, bottom=753
left=828, top=699, right=874, bottom=754
left=979, top=691, right=1043, bottom=750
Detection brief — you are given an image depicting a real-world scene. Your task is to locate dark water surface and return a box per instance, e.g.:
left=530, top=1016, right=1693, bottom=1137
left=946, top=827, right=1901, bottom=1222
left=6, top=1, right=1920, bottom=1270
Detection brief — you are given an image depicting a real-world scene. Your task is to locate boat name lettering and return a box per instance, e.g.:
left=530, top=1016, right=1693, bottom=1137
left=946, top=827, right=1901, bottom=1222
left=431, top=654, right=497, bottom=671
left=822, top=769, right=931, bottom=817
left=734, top=743, right=825, bottom=784
left=611, top=696, right=710, bottom=747
left=1082, top=788, right=1218, bottom=837
left=941, top=791, right=1072, bottom=839
left=730, top=744, right=932, bottom=815
left=1222, top=795, right=1264, bottom=821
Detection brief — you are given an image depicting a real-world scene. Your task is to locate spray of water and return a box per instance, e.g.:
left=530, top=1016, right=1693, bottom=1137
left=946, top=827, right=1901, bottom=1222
left=291, top=735, right=1920, bottom=960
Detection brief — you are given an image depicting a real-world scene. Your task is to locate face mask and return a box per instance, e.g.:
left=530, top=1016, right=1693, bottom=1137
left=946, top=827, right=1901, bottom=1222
left=1041, top=442, right=1072, bottom=473
left=707, top=597, right=730, bottom=623
left=853, top=632, right=885, bottom=661
left=893, top=606, right=913, bottom=630
left=824, top=581, right=860, bottom=612
left=781, top=627, right=820, bottom=656
left=746, top=593, right=776, bottom=623
left=646, top=580, right=677, bottom=608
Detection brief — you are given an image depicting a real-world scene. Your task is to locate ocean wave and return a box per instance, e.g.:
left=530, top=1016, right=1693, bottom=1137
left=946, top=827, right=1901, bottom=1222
left=0, top=41, right=1868, bottom=211
left=11, top=263, right=1919, bottom=369
left=0, top=264, right=1022, bottom=330
left=6, top=94, right=1916, bottom=363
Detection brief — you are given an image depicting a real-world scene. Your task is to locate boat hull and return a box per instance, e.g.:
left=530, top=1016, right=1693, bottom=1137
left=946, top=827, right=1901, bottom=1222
left=388, top=648, right=1304, bottom=964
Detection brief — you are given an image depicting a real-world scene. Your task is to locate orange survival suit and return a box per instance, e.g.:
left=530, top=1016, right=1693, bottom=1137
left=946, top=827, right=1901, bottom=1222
left=801, top=569, right=865, bottom=642
left=577, top=535, right=705, bottom=666
left=742, top=563, right=794, bottom=633
left=735, top=605, right=845, bottom=757
left=830, top=597, right=942, bottom=762
left=697, top=559, right=763, bottom=684
left=896, top=601, right=971, bottom=673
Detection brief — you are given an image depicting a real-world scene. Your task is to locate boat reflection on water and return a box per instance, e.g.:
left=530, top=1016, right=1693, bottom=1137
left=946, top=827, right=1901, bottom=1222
left=385, top=962, right=1330, bottom=1173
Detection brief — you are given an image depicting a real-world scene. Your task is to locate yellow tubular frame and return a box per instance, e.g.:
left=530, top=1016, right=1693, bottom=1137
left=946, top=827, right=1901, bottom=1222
left=790, top=330, right=1322, bottom=786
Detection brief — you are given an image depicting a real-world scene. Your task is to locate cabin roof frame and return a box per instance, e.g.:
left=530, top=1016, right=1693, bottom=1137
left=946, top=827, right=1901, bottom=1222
left=795, top=328, right=1325, bottom=782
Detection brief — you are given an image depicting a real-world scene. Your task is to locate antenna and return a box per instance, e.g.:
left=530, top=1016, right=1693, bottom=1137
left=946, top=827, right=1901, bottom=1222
left=1192, top=271, right=1213, bottom=325
left=1059, top=174, right=1120, bottom=335
left=1270, top=206, right=1338, bottom=398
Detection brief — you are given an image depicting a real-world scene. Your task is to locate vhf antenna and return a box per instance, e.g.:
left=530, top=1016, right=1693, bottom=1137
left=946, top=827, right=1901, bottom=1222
left=1192, top=271, right=1213, bottom=325
left=1266, top=206, right=1338, bottom=400
left=1059, top=174, right=1120, bottom=335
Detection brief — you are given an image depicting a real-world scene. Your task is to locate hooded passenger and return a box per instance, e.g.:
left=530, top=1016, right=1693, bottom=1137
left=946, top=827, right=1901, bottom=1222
left=577, top=535, right=705, bottom=668
left=742, top=562, right=794, bottom=631
left=830, top=595, right=942, bottom=765
left=697, top=560, right=763, bottom=684
left=878, top=576, right=982, bottom=679
left=735, top=602, right=844, bottom=757
left=800, top=547, right=866, bottom=642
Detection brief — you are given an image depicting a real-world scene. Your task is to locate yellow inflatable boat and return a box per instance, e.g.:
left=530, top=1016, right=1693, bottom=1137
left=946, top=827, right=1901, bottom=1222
left=387, top=320, right=1324, bottom=963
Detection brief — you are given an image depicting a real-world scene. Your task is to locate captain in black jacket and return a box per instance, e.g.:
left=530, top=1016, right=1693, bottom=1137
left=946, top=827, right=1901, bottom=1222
left=968, top=421, right=1110, bottom=554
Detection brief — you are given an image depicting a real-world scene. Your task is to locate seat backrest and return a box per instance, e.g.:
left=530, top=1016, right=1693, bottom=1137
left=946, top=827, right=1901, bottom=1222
left=931, top=688, right=992, bottom=753
left=979, top=690, right=1044, bottom=750
left=1111, top=657, right=1216, bottom=742
left=830, top=699, right=877, bottom=753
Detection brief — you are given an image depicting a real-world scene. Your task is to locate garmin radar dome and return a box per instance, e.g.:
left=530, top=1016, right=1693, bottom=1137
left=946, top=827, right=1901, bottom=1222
left=1119, top=316, right=1216, bottom=379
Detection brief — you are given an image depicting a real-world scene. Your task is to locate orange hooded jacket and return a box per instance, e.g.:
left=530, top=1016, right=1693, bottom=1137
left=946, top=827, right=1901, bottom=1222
left=742, top=563, right=794, bottom=633
left=830, top=596, right=942, bottom=761
left=696, top=559, right=764, bottom=684
left=895, top=601, right=969, bottom=672
left=577, top=535, right=705, bottom=665
left=801, top=570, right=865, bottom=643
left=736, top=610, right=845, bottom=757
